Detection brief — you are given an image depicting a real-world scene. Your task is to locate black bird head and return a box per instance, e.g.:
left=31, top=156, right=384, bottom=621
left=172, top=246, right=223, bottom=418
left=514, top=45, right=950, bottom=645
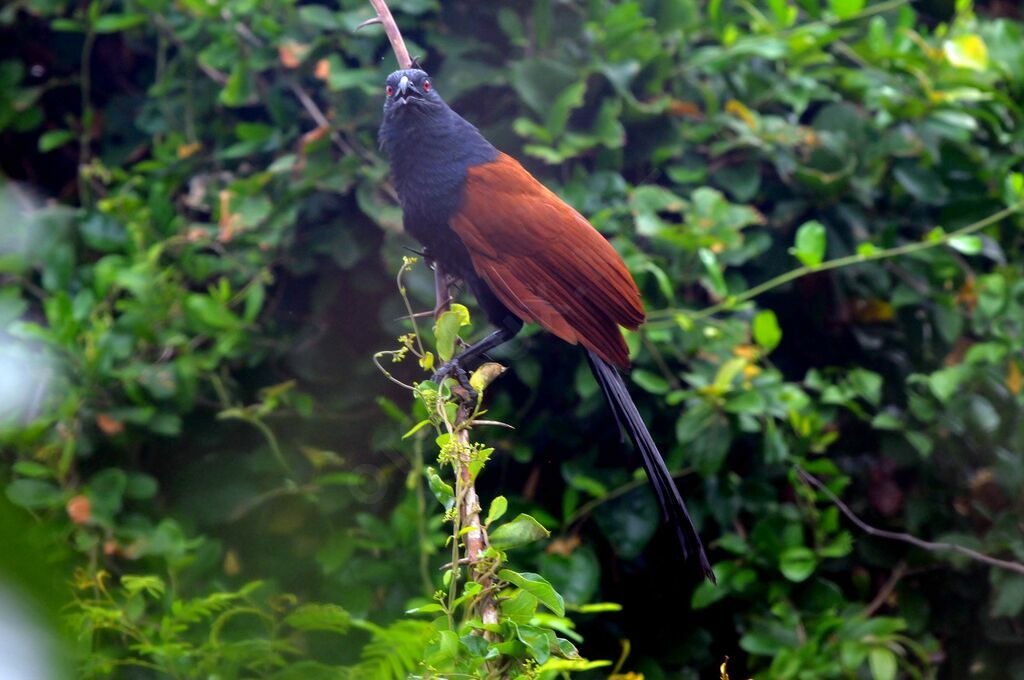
left=382, top=68, right=445, bottom=120
left=378, top=66, right=497, bottom=221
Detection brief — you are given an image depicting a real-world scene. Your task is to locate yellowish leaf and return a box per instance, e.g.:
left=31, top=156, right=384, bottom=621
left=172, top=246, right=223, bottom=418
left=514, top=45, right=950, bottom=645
left=944, top=34, right=989, bottom=71
left=725, top=99, right=758, bottom=130
left=853, top=298, right=895, bottom=323
left=733, top=344, right=759, bottom=361
left=1007, top=361, right=1022, bottom=396
left=177, top=142, right=202, bottom=159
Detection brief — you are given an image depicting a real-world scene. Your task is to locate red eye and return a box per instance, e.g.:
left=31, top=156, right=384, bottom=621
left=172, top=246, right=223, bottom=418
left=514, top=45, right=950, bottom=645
left=423, top=80, right=431, bottom=92
left=386, top=85, right=394, bottom=96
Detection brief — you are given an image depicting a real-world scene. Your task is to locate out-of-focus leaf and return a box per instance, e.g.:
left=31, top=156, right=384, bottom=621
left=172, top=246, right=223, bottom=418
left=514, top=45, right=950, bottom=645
left=789, top=221, right=826, bottom=267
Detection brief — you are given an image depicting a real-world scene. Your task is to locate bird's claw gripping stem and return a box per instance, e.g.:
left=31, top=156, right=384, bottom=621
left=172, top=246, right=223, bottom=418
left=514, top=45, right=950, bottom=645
left=432, top=358, right=478, bottom=403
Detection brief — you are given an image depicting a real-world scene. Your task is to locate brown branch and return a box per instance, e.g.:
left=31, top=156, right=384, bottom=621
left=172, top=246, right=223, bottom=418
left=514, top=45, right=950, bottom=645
left=364, top=0, right=413, bottom=69
left=863, top=561, right=907, bottom=618
left=285, top=78, right=361, bottom=157
left=796, top=466, right=1024, bottom=576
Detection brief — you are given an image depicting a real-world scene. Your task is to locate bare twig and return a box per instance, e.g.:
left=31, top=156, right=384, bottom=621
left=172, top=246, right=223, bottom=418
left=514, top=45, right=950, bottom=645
left=364, top=0, right=413, bottom=69
left=863, top=561, right=907, bottom=618
left=796, top=466, right=1024, bottom=576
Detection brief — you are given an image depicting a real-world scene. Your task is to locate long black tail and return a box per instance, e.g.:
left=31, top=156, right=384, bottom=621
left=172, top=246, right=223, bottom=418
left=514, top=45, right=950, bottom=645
left=587, top=351, right=715, bottom=583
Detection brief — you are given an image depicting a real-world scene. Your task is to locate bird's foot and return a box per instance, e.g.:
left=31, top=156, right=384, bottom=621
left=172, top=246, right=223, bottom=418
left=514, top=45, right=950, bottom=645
left=431, top=358, right=478, bottom=404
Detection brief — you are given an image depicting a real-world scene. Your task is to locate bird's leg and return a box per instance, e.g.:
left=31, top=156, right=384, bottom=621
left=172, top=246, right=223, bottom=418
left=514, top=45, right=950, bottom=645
left=431, top=326, right=519, bottom=400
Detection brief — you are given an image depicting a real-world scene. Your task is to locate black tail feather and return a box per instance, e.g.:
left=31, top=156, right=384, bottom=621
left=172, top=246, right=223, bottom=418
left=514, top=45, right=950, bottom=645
left=587, top=351, right=715, bottom=583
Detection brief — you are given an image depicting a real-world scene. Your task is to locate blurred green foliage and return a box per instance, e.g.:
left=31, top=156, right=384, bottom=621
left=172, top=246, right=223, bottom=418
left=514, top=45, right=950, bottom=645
left=1, top=0, right=1024, bottom=677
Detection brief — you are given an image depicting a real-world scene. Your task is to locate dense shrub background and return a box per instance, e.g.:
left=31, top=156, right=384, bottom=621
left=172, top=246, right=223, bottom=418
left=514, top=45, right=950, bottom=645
left=1, top=0, right=1023, bottom=677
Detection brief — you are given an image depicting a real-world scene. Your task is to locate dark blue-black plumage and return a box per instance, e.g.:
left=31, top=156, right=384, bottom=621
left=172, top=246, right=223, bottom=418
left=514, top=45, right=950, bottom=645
left=379, top=69, right=519, bottom=333
left=379, top=70, right=495, bottom=268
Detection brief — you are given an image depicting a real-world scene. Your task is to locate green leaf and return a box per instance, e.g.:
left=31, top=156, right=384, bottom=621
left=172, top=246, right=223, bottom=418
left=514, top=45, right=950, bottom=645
left=500, top=589, right=539, bottom=625
left=692, top=579, right=729, bottom=609
left=38, top=130, right=74, bottom=153
left=12, top=462, right=52, bottom=479
left=426, top=467, right=454, bottom=510
left=434, top=307, right=469, bottom=362
left=789, top=221, right=826, bottom=266
left=284, top=604, right=351, bottom=634
left=928, top=366, right=965, bottom=403
left=991, top=574, right=1024, bottom=618
left=401, top=419, right=431, bottom=439
left=405, top=602, right=445, bottom=615
left=6, top=479, right=63, bottom=509
left=712, top=357, right=747, bottom=393
left=499, top=569, right=565, bottom=617
left=485, top=495, right=508, bottom=526
left=828, top=0, right=864, bottom=19
left=948, top=235, right=982, bottom=255
left=489, top=513, right=550, bottom=550
left=752, top=309, right=782, bottom=352
left=698, top=248, right=727, bottom=297
left=944, top=34, right=989, bottom=71
left=298, top=5, right=341, bottom=29
left=893, top=165, right=949, bottom=206
left=868, top=647, right=898, bottom=680
left=219, top=61, right=252, bottom=108
left=544, top=81, right=586, bottom=138
left=88, top=468, right=127, bottom=518
left=537, top=547, right=600, bottom=606
left=779, top=546, right=817, bottom=582
left=121, top=575, right=165, bottom=598
left=93, top=13, right=146, bottom=33
left=632, top=368, right=670, bottom=394
left=515, top=624, right=553, bottom=663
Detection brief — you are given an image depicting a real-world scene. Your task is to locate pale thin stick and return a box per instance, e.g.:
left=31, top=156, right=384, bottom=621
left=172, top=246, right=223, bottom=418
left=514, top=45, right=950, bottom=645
left=796, top=466, right=1024, bottom=576
left=365, top=0, right=413, bottom=69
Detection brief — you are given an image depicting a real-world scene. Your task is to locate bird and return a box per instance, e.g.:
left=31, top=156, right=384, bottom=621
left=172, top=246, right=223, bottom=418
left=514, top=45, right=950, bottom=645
left=378, top=68, right=714, bottom=582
